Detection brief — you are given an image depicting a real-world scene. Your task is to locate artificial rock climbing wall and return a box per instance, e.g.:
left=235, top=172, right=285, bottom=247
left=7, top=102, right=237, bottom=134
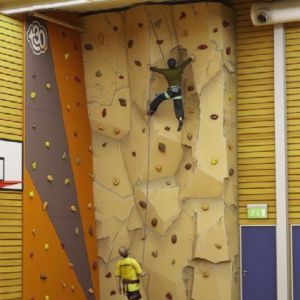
left=82, top=2, right=238, bottom=299
left=24, top=17, right=99, bottom=299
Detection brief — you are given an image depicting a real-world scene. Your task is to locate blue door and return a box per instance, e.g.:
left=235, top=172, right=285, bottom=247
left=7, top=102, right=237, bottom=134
left=241, top=226, right=277, bottom=300
left=292, top=226, right=300, bottom=299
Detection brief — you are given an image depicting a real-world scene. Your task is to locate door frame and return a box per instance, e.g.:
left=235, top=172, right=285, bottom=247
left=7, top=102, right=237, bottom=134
left=240, top=225, right=276, bottom=300
left=290, top=224, right=300, bottom=300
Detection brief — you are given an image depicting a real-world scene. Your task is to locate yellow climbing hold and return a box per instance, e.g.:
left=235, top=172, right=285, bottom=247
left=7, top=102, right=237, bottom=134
left=46, top=83, right=51, bottom=90
left=30, top=91, right=36, bottom=99
left=201, top=203, right=209, bottom=211
left=29, top=190, right=35, bottom=199
left=44, top=141, right=51, bottom=148
left=62, top=152, right=67, bottom=160
left=31, top=162, right=37, bottom=170
left=61, top=281, right=67, bottom=288
left=211, top=158, right=219, bottom=165
left=215, top=242, right=222, bottom=249
left=228, top=93, right=232, bottom=101
left=45, top=296, right=50, bottom=300
left=70, top=205, right=77, bottom=212
left=88, top=288, right=95, bottom=295
left=113, top=178, right=120, bottom=186
left=64, top=53, right=70, bottom=60
left=75, top=227, right=79, bottom=235
left=64, top=178, right=71, bottom=185
left=43, top=202, right=48, bottom=211
left=202, top=271, right=209, bottom=278
left=44, top=243, right=50, bottom=251
left=47, top=175, right=54, bottom=182
left=76, top=157, right=80, bottom=165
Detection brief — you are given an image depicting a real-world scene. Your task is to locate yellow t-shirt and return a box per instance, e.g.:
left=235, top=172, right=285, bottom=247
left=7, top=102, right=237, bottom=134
left=115, top=257, right=143, bottom=292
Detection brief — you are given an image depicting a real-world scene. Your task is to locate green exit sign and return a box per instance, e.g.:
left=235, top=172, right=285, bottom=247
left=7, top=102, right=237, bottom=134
left=247, top=204, right=268, bottom=219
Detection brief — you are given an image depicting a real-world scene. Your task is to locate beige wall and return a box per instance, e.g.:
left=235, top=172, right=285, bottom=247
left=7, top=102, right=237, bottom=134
left=81, top=3, right=238, bottom=299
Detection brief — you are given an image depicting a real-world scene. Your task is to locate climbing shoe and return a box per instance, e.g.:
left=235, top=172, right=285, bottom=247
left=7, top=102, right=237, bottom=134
left=177, top=118, right=183, bottom=131
left=147, top=109, right=154, bottom=116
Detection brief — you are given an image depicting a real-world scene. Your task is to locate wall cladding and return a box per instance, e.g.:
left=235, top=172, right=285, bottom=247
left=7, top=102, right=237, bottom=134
left=24, top=17, right=99, bottom=299
left=0, top=14, right=23, bottom=300
left=82, top=3, right=238, bottom=299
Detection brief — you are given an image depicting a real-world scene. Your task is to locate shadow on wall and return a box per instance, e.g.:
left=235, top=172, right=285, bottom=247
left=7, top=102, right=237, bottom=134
left=81, top=2, right=238, bottom=300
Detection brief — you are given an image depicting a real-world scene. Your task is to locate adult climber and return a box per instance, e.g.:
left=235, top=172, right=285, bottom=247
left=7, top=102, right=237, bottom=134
left=115, top=246, right=146, bottom=300
left=148, top=55, right=194, bottom=131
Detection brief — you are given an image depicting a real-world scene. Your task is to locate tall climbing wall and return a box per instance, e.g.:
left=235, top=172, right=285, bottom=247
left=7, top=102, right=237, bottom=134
left=24, top=16, right=99, bottom=299
left=81, top=2, right=238, bottom=299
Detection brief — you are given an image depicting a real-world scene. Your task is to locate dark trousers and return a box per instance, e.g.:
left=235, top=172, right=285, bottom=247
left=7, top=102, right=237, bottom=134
left=149, top=87, right=184, bottom=120
left=126, top=290, right=142, bottom=300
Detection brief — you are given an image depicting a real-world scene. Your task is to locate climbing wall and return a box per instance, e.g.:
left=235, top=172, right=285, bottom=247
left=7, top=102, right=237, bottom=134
left=24, top=17, right=99, bottom=299
left=82, top=3, right=238, bottom=299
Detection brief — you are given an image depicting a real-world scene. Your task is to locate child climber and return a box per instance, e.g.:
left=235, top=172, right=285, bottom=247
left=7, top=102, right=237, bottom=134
left=148, top=55, right=194, bottom=131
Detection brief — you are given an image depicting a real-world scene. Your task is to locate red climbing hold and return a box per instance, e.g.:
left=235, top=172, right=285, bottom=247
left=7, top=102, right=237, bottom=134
left=198, top=44, right=208, bottom=50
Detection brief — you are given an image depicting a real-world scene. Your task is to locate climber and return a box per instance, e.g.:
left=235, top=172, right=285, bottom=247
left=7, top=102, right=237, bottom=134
left=148, top=55, right=194, bottom=131
left=115, top=246, right=146, bottom=300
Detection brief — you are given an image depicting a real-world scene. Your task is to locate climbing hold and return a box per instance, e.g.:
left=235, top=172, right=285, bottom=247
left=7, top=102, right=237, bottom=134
left=102, top=108, right=107, bottom=117
left=88, top=173, right=94, bottom=179
left=69, top=262, right=75, bottom=268
left=66, top=104, right=71, bottom=111
left=156, top=39, right=164, bottom=45
left=64, top=178, right=71, bottom=185
left=46, top=83, right=51, bottom=90
left=119, top=98, right=127, bottom=107
left=185, top=163, right=192, bottom=170
left=158, top=143, right=166, bottom=153
left=61, top=281, right=67, bottom=288
left=76, top=157, right=80, bottom=165
left=171, top=258, right=176, bottom=265
left=88, top=288, right=95, bottom=295
left=229, top=168, right=234, bottom=176
left=151, top=218, right=158, bottom=227
left=228, top=143, right=233, bottom=150
left=113, top=26, right=118, bottom=31
left=142, top=128, right=145, bottom=133
left=215, top=243, right=222, bottom=249
left=43, top=202, right=48, bottom=211
left=226, top=47, right=231, bottom=55
left=139, top=200, right=147, bottom=209
left=128, top=39, right=133, bottom=48
left=74, top=76, right=81, bottom=82
left=155, top=164, right=162, bottom=172
left=92, top=262, right=98, bottom=270
left=171, top=234, right=177, bottom=244
left=29, top=190, right=35, bottom=199
left=179, top=11, right=186, bottom=19
left=134, top=60, right=142, bottom=67
left=165, top=180, right=172, bottom=186
left=140, top=232, right=147, bottom=240
left=40, top=273, right=47, bottom=280
left=70, top=205, right=77, bottom=212
left=95, top=70, right=102, bottom=77
left=75, top=227, right=79, bottom=236
left=210, top=114, right=219, bottom=120
left=201, top=203, right=209, bottom=211
left=87, top=202, right=93, bottom=209
left=31, top=161, right=37, bottom=170
left=44, top=141, right=51, bottom=148
left=47, top=175, right=54, bottom=182
left=113, top=178, right=120, bottom=186
left=166, top=292, right=173, bottom=299
left=110, top=290, right=116, bottom=296
left=187, top=133, right=193, bottom=140
left=89, top=226, right=94, bottom=236
left=119, top=75, right=124, bottom=79
left=102, top=143, right=107, bottom=147
left=71, top=286, right=76, bottom=292
left=213, top=27, right=218, bottom=33
left=132, top=151, right=136, bottom=157
left=30, top=91, right=37, bottom=99
left=84, top=44, right=93, bottom=51
left=88, top=145, right=92, bottom=152
left=223, top=20, right=230, bottom=27
left=138, top=22, right=143, bottom=28
left=113, top=128, right=120, bottom=135
left=32, top=124, right=36, bottom=129
left=98, top=126, right=104, bottom=131
left=62, top=152, right=67, bottom=160
left=64, top=53, right=70, bottom=60
left=211, top=158, right=219, bottom=165
left=29, top=251, right=34, bottom=258
left=228, top=93, right=232, bottom=101
left=44, top=243, right=50, bottom=251
left=32, top=74, right=36, bottom=79
left=187, top=85, right=194, bottom=91
left=164, top=126, right=171, bottom=131
left=45, top=296, right=50, bottom=300
left=32, top=229, right=36, bottom=236
left=198, top=44, right=208, bottom=50
left=151, top=251, right=158, bottom=258
left=202, top=271, right=209, bottom=278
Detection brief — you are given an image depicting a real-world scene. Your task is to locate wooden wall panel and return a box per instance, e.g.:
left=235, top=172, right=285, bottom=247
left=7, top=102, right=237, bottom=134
left=233, top=0, right=276, bottom=225
left=0, top=14, right=23, bottom=300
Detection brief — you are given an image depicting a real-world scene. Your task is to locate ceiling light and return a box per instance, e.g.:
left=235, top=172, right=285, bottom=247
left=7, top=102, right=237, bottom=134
left=1, top=0, right=90, bottom=15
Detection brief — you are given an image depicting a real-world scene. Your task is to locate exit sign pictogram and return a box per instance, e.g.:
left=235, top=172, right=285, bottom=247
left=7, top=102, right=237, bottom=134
left=247, top=204, right=268, bottom=219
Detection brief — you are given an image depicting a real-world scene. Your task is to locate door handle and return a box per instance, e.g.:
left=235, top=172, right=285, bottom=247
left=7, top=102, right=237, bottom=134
left=243, top=270, right=249, bottom=276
